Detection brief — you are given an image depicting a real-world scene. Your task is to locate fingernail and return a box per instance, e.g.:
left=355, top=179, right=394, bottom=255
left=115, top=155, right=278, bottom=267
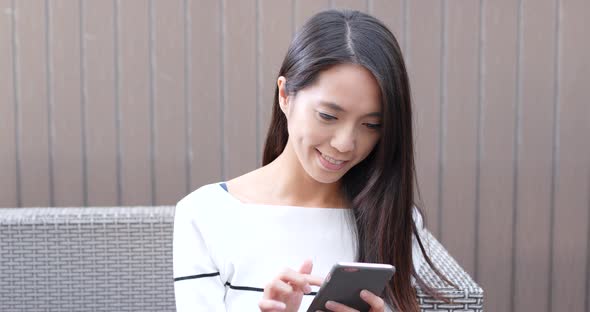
left=360, top=289, right=369, bottom=297
left=304, top=284, right=312, bottom=294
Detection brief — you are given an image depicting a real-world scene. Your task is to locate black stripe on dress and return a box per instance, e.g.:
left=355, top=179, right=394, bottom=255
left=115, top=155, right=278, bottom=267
left=174, top=272, right=220, bottom=282
left=225, top=282, right=317, bottom=296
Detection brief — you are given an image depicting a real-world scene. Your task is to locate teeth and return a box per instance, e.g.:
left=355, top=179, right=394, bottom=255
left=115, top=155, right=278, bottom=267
left=321, top=153, right=344, bottom=165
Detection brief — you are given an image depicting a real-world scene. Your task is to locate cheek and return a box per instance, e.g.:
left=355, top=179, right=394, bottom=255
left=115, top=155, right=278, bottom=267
left=291, top=115, right=329, bottom=147
left=357, top=134, right=380, bottom=159
left=303, top=126, right=330, bottom=147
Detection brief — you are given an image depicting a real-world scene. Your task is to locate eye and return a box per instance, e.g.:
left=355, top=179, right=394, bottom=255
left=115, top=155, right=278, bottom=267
left=318, top=112, right=337, bottom=121
left=364, top=123, right=382, bottom=130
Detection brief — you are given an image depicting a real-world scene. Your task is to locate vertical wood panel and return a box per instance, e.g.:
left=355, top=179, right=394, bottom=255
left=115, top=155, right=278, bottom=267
left=258, top=0, right=293, bottom=164
left=224, top=0, right=257, bottom=179
left=49, top=0, right=84, bottom=207
left=118, top=0, right=152, bottom=205
left=1, top=2, right=589, bottom=311
left=0, top=0, right=17, bottom=207
left=513, top=0, right=555, bottom=311
left=440, top=0, right=479, bottom=276
left=332, top=0, right=367, bottom=12
left=83, top=0, right=118, bottom=206
left=370, top=0, right=403, bottom=51
left=551, top=0, right=590, bottom=310
left=294, top=0, right=329, bottom=31
left=15, top=0, right=51, bottom=207
left=477, top=1, right=519, bottom=311
left=152, top=0, right=187, bottom=205
left=188, top=0, right=222, bottom=189
left=407, top=1, right=442, bottom=236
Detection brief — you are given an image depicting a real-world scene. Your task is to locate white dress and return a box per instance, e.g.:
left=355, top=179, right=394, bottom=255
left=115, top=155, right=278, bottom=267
left=173, top=183, right=426, bottom=312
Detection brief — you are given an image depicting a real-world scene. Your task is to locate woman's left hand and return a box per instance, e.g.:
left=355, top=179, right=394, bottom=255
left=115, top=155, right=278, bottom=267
left=320, top=289, right=386, bottom=312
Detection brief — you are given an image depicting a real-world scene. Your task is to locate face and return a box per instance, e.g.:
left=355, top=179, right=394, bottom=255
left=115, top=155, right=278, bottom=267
left=278, top=63, right=382, bottom=184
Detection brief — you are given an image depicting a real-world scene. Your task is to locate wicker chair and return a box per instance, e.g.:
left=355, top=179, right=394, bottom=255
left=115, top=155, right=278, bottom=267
left=0, top=207, right=483, bottom=311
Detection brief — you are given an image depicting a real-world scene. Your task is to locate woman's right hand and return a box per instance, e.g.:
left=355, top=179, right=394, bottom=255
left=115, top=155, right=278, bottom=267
left=258, top=259, right=324, bottom=312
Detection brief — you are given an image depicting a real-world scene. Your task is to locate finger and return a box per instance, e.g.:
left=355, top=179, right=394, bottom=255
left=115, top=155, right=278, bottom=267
left=360, top=289, right=386, bottom=311
left=277, top=269, right=311, bottom=293
left=263, top=279, right=294, bottom=299
left=325, top=300, right=359, bottom=312
left=298, top=260, right=326, bottom=287
left=298, top=259, right=313, bottom=275
left=258, top=298, right=287, bottom=311
left=305, top=274, right=325, bottom=287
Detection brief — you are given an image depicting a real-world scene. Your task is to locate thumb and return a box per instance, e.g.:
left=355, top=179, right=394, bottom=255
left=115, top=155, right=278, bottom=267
left=298, top=259, right=313, bottom=275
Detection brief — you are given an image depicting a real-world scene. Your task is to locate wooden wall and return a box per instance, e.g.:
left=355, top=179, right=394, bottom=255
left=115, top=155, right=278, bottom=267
left=0, top=1, right=588, bottom=311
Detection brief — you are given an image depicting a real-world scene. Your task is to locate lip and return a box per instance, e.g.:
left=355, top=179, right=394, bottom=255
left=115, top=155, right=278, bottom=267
left=316, top=149, right=348, bottom=171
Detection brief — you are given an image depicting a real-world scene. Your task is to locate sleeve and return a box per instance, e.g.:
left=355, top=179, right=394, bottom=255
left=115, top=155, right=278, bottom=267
left=173, top=195, right=227, bottom=312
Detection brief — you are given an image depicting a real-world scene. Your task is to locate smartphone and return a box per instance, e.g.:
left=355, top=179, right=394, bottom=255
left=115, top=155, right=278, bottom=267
left=307, top=262, right=395, bottom=312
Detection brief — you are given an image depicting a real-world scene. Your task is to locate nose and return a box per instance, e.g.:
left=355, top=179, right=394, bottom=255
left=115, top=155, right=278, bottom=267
left=330, top=126, right=356, bottom=154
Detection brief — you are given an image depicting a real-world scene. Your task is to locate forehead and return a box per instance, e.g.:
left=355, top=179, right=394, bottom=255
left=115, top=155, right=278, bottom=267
left=304, top=63, right=382, bottom=115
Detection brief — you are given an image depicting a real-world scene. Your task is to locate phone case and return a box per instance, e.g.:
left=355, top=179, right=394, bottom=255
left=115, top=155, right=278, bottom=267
left=307, top=262, right=395, bottom=312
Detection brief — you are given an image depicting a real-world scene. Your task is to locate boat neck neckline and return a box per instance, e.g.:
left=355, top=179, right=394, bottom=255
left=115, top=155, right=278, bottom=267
left=216, top=182, right=351, bottom=211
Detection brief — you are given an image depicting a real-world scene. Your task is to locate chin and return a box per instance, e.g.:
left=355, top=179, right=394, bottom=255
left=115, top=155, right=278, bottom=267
left=306, top=166, right=348, bottom=184
left=312, top=174, right=341, bottom=184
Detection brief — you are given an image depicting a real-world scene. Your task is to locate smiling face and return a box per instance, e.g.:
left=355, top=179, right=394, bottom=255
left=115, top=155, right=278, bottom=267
left=278, top=63, right=382, bottom=184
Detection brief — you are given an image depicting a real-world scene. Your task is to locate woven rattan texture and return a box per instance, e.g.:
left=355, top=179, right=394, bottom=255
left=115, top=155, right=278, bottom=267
left=415, top=231, right=484, bottom=311
left=0, top=207, right=175, bottom=312
left=0, top=207, right=483, bottom=311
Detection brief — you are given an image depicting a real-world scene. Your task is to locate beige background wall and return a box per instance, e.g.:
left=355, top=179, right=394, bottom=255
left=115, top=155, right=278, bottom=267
left=1, top=0, right=588, bottom=311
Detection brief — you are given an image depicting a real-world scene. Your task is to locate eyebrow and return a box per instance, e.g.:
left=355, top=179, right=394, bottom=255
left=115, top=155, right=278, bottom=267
left=319, top=101, right=382, bottom=118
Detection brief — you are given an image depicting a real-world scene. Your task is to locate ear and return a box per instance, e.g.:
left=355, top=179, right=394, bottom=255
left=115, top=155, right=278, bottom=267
left=277, top=76, right=289, bottom=115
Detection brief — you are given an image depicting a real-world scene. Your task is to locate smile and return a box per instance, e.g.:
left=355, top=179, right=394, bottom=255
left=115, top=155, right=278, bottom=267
left=316, top=149, right=349, bottom=171
left=321, top=153, right=344, bottom=165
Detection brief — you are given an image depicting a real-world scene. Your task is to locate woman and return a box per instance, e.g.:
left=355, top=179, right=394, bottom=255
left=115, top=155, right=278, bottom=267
left=173, top=9, right=445, bottom=312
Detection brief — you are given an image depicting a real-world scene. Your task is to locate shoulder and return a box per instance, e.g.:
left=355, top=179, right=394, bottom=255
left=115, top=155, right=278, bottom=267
left=177, top=182, right=223, bottom=205
left=224, top=168, right=268, bottom=203
left=175, top=182, right=227, bottom=218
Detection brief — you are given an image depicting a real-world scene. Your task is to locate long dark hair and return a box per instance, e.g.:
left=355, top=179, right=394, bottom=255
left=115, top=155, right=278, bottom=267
left=262, top=9, right=451, bottom=311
